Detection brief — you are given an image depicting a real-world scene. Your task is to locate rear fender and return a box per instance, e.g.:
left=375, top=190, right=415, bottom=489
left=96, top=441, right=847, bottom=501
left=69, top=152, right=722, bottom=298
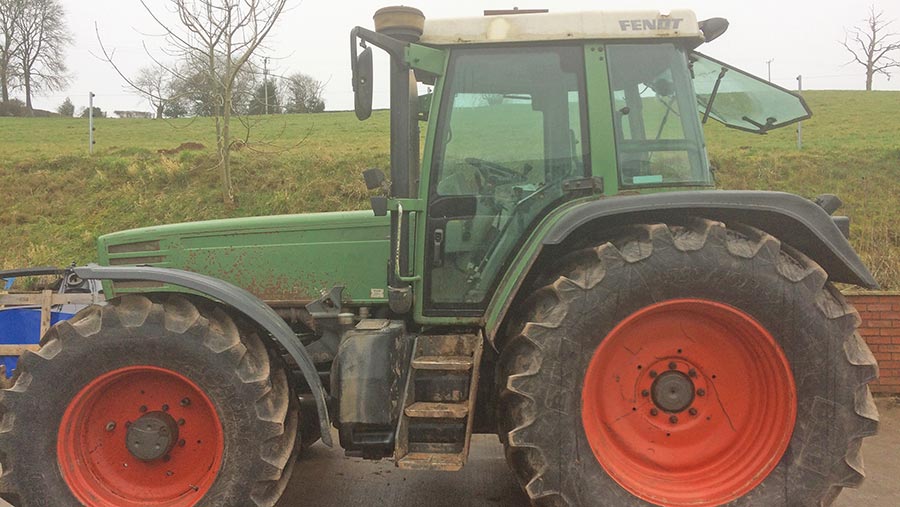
left=73, top=265, right=333, bottom=447
left=485, top=190, right=877, bottom=345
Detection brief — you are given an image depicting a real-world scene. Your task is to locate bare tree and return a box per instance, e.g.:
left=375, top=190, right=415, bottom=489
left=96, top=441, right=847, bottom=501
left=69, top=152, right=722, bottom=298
left=134, top=66, right=169, bottom=119
left=14, top=0, right=70, bottom=113
left=284, top=72, right=325, bottom=113
left=841, top=5, right=900, bottom=91
left=0, top=0, right=24, bottom=104
left=102, top=0, right=287, bottom=204
left=164, top=55, right=256, bottom=117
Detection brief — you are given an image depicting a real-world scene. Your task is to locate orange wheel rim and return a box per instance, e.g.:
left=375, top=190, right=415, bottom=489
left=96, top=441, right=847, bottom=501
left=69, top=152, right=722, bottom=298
left=581, top=299, right=797, bottom=507
left=58, top=366, right=224, bottom=507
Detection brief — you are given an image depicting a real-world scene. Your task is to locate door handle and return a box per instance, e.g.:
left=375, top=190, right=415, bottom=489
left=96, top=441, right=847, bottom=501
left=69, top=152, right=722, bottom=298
left=433, top=228, right=445, bottom=268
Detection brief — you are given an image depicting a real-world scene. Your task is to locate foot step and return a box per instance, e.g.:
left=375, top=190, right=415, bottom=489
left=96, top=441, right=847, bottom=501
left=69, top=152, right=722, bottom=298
left=397, top=452, right=466, bottom=471
left=405, top=401, right=469, bottom=419
left=394, top=334, right=483, bottom=471
left=412, top=355, right=474, bottom=371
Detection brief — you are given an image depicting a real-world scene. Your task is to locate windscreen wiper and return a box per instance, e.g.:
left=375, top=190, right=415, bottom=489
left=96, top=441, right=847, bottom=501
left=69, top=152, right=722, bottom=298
left=701, top=66, right=728, bottom=124
left=740, top=116, right=778, bottom=133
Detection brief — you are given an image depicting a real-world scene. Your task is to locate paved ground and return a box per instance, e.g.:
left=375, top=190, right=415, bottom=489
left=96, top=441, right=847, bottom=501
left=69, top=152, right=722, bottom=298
left=279, top=397, right=899, bottom=507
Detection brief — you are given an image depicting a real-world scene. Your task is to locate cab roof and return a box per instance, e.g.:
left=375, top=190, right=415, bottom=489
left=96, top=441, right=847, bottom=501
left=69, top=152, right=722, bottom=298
left=419, top=10, right=703, bottom=45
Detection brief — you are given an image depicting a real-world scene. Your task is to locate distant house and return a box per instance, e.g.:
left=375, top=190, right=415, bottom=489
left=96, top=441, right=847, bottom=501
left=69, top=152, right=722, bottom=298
left=113, top=110, right=154, bottom=119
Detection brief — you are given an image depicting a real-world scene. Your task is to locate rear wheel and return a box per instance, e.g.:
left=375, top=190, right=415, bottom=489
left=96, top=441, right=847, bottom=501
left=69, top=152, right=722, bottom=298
left=497, top=219, right=878, bottom=507
left=0, top=294, right=298, bottom=507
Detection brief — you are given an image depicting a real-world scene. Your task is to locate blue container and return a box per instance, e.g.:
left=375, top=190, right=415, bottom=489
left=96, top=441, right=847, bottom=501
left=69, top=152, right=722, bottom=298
left=0, top=308, right=74, bottom=378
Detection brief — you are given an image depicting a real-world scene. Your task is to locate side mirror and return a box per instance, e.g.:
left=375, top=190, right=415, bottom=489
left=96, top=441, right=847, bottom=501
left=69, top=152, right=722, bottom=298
left=354, top=46, right=374, bottom=120
left=363, top=167, right=386, bottom=190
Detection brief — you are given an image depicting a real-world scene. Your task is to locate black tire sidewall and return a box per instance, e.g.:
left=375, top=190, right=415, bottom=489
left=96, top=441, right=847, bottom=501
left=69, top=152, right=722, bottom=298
left=511, top=227, right=858, bottom=506
left=7, top=306, right=270, bottom=506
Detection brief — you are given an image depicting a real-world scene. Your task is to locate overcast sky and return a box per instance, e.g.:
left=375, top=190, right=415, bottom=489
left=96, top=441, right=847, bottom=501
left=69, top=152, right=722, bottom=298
left=30, top=0, right=900, bottom=114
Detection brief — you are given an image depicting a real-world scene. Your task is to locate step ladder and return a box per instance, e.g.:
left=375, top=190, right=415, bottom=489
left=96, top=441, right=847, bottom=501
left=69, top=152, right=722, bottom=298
left=395, top=333, right=483, bottom=471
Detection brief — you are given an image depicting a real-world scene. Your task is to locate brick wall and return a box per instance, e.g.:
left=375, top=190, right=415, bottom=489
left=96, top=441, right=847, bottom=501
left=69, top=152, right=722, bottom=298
left=845, top=292, right=900, bottom=395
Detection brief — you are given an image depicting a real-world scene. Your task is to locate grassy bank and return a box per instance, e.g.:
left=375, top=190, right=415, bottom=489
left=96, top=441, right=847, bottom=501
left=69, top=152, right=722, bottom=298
left=1, top=90, right=898, bottom=287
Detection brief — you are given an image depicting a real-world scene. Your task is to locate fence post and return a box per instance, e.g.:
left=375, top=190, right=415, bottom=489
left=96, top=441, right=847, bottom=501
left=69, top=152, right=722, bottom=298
left=796, top=75, right=803, bottom=150
left=88, top=92, right=96, bottom=154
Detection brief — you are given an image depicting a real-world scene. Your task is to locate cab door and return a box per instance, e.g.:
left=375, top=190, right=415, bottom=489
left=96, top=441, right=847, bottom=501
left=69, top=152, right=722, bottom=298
left=420, top=45, right=590, bottom=316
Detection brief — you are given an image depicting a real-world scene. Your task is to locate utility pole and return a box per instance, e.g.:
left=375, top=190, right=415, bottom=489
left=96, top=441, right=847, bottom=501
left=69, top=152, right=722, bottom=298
left=796, top=75, right=803, bottom=150
left=766, top=59, right=774, bottom=82
left=263, top=57, right=269, bottom=115
left=88, top=92, right=96, bottom=155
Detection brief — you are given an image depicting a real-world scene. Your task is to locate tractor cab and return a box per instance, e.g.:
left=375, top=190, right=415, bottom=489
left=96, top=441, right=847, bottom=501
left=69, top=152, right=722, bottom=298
left=351, top=8, right=812, bottom=321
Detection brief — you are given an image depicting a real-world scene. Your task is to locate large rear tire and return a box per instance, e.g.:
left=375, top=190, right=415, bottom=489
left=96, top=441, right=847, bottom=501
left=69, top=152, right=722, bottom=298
left=497, top=219, right=878, bottom=507
left=0, top=294, right=298, bottom=507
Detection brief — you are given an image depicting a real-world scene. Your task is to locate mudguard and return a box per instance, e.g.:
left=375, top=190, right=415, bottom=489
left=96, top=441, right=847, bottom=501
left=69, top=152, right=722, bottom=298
left=73, top=264, right=334, bottom=447
left=485, top=190, right=878, bottom=343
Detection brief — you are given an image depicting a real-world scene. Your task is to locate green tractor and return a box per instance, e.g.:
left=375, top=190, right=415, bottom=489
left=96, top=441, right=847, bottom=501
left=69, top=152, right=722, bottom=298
left=0, top=7, right=879, bottom=507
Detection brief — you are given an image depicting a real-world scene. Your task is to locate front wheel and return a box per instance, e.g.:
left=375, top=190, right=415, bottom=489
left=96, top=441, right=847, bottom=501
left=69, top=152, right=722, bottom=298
left=497, top=219, right=878, bottom=507
left=0, top=294, right=298, bottom=507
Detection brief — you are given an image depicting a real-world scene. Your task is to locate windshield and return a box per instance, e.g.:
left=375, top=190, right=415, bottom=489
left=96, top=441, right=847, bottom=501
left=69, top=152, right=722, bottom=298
left=691, top=52, right=811, bottom=134
left=606, top=44, right=711, bottom=188
left=427, top=45, right=588, bottom=306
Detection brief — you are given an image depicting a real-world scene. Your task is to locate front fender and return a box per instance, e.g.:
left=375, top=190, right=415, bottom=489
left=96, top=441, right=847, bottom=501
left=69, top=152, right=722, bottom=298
left=73, top=264, right=333, bottom=447
left=485, top=190, right=877, bottom=344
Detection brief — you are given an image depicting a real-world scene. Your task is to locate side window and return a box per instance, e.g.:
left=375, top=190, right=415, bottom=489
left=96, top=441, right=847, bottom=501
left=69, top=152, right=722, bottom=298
left=436, top=93, right=544, bottom=196
left=427, top=46, right=587, bottom=307
left=607, top=44, right=710, bottom=187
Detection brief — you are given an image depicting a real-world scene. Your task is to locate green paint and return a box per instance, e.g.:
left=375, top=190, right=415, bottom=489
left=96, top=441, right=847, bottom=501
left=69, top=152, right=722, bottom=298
left=411, top=52, right=448, bottom=323
left=388, top=198, right=426, bottom=212
left=406, top=44, right=448, bottom=75
left=99, top=211, right=391, bottom=305
left=584, top=44, right=619, bottom=196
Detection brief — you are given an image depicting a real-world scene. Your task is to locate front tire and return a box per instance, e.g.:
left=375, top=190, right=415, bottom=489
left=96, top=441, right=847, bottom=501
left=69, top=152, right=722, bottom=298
left=0, top=294, right=298, bottom=507
left=497, top=219, right=878, bottom=507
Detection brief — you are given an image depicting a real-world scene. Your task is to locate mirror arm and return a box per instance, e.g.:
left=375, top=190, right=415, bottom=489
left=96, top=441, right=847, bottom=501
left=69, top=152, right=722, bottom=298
left=702, top=67, right=728, bottom=124
left=351, top=26, right=408, bottom=62
left=350, top=29, right=361, bottom=90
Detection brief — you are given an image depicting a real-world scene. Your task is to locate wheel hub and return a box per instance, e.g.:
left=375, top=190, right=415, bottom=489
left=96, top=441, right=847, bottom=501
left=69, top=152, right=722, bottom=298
left=126, top=411, right=179, bottom=461
left=58, top=365, right=224, bottom=507
left=651, top=371, right=694, bottom=413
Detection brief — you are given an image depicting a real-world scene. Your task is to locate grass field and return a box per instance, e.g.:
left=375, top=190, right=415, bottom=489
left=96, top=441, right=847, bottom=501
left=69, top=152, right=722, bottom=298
left=1, top=90, right=898, bottom=288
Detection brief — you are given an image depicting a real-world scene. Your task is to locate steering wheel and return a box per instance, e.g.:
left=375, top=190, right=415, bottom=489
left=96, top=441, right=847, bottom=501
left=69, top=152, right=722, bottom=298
left=465, top=157, right=521, bottom=183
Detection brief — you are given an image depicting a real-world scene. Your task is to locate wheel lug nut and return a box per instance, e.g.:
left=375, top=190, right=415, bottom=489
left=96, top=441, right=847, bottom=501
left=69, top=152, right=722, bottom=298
left=668, top=362, right=677, bottom=370
left=649, top=370, right=658, bottom=378
left=669, top=415, right=678, bottom=424
left=179, top=439, right=186, bottom=447
left=166, top=470, right=174, bottom=476
left=178, top=418, right=186, bottom=426
left=688, top=368, right=697, bottom=378
left=139, top=405, right=148, bottom=413
left=697, top=389, right=706, bottom=397
left=105, top=421, right=116, bottom=432
left=180, top=397, right=191, bottom=407
left=641, top=389, right=650, bottom=397
left=689, top=408, right=698, bottom=416
left=650, top=408, right=659, bottom=416
left=162, top=404, right=169, bottom=412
